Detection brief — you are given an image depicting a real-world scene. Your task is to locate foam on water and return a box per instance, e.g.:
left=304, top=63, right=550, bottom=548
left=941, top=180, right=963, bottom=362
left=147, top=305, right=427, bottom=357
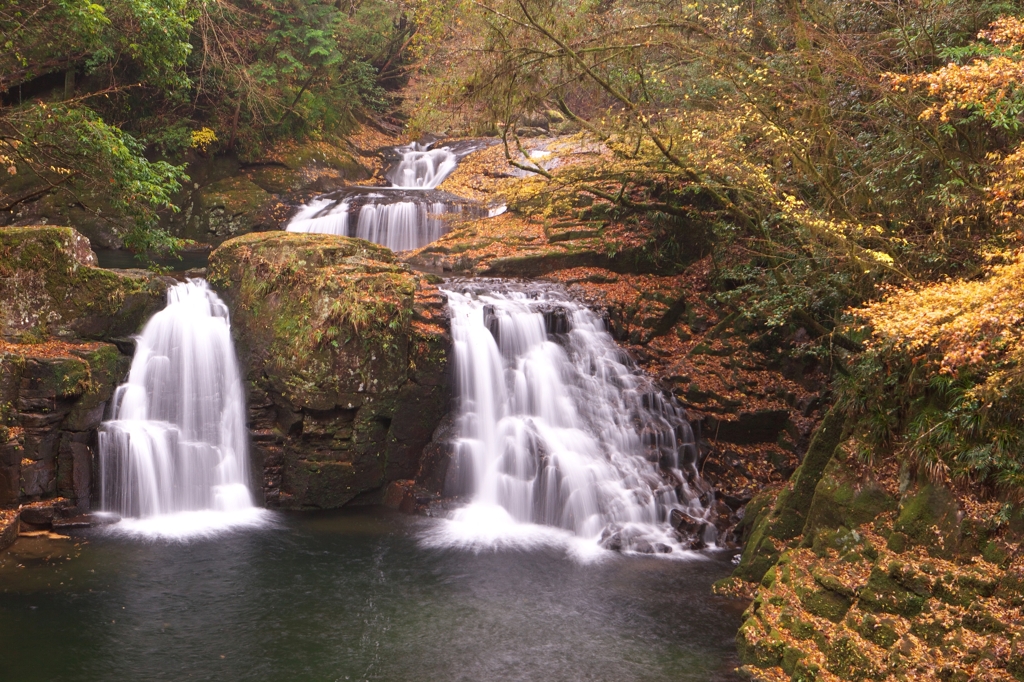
left=105, top=507, right=275, bottom=541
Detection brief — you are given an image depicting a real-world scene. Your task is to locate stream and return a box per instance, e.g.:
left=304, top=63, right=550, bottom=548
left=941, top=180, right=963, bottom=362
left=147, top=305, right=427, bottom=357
left=0, top=509, right=743, bottom=682
left=1, top=139, right=747, bottom=682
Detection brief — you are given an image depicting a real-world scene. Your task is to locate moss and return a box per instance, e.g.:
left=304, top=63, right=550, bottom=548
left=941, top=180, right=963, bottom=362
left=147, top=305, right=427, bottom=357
left=859, top=566, right=928, bottom=618
left=736, top=619, right=785, bottom=669
left=800, top=587, right=853, bottom=623
left=781, top=643, right=807, bottom=675
left=209, top=232, right=415, bottom=408
left=211, top=231, right=450, bottom=510
left=961, top=602, right=1005, bottom=634
left=894, top=483, right=962, bottom=559
left=274, top=142, right=369, bottom=177
left=283, top=457, right=384, bottom=509
left=825, top=636, right=878, bottom=680
left=0, top=226, right=165, bottom=342
left=804, top=450, right=896, bottom=545
left=50, top=357, right=92, bottom=397
left=733, top=407, right=846, bottom=582
left=855, top=614, right=900, bottom=649
left=932, top=569, right=999, bottom=607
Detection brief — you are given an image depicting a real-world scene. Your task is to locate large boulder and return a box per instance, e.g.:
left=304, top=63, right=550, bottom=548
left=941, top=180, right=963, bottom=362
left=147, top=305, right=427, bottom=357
left=0, top=226, right=170, bottom=514
left=0, top=342, right=129, bottom=509
left=208, top=232, right=450, bottom=509
left=0, top=226, right=167, bottom=342
left=188, top=175, right=274, bottom=240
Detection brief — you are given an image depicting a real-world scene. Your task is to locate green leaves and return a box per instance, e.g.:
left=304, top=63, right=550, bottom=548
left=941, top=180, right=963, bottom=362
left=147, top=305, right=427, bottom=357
left=3, top=103, right=187, bottom=248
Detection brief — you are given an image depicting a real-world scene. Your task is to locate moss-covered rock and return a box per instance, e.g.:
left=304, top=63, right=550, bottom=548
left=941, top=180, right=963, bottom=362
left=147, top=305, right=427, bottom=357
left=732, top=407, right=846, bottom=582
left=243, top=140, right=372, bottom=194
left=734, top=488, right=1024, bottom=682
left=0, top=226, right=168, bottom=342
left=803, top=444, right=897, bottom=552
left=893, top=483, right=963, bottom=559
left=0, top=340, right=129, bottom=508
left=190, top=176, right=274, bottom=240
left=208, top=231, right=450, bottom=509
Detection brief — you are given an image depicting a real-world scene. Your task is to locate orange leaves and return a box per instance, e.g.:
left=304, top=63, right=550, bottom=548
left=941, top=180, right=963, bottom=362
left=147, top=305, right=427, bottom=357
left=891, top=56, right=1024, bottom=125
left=860, top=253, right=1024, bottom=379
left=885, top=16, right=1024, bottom=127
left=978, top=15, right=1024, bottom=47
left=987, top=143, right=1024, bottom=231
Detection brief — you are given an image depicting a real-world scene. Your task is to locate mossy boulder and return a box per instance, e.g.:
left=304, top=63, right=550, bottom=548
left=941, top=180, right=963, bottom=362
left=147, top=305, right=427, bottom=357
left=892, top=483, right=963, bottom=559
left=733, top=407, right=846, bottom=582
left=245, top=140, right=372, bottom=194
left=179, top=176, right=274, bottom=241
left=803, top=445, right=897, bottom=546
left=208, top=231, right=450, bottom=509
left=0, top=341, right=129, bottom=508
left=733, top=477, right=1024, bottom=682
left=0, top=226, right=168, bottom=343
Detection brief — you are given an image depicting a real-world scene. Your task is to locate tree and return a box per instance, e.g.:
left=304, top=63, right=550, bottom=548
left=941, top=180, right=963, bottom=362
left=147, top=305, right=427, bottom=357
left=409, top=0, right=1024, bottom=338
left=0, top=0, right=194, bottom=250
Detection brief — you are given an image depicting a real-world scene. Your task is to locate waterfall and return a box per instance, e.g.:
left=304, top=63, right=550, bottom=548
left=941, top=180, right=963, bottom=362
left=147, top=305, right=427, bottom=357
left=286, top=193, right=471, bottom=252
left=286, top=141, right=481, bottom=251
left=427, top=281, right=716, bottom=557
left=287, top=197, right=351, bottom=236
left=98, top=279, right=268, bottom=538
left=385, top=142, right=458, bottom=189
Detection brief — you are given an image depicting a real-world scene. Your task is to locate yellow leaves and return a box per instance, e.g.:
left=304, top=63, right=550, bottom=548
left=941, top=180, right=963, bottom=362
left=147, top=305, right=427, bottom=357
left=861, top=252, right=1024, bottom=379
left=986, top=142, right=1024, bottom=230
left=190, top=127, right=218, bottom=152
left=866, top=250, right=894, bottom=265
left=885, top=17, right=1024, bottom=125
left=978, top=15, right=1024, bottom=46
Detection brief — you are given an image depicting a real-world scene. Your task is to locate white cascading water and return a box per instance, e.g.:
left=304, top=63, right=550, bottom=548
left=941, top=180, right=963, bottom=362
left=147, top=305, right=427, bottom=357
left=426, top=282, right=716, bottom=557
left=286, top=142, right=466, bottom=251
left=355, top=201, right=456, bottom=251
left=287, top=197, right=351, bottom=236
left=287, top=196, right=463, bottom=252
left=386, top=142, right=458, bottom=189
left=98, top=279, right=268, bottom=538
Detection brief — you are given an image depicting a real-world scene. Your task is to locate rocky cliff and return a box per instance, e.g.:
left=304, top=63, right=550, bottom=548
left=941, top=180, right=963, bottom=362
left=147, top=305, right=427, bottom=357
left=719, top=258, right=1024, bottom=681
left=208, top=231, right=450, bottom=509
left=0, top=226, right=169, bottom=537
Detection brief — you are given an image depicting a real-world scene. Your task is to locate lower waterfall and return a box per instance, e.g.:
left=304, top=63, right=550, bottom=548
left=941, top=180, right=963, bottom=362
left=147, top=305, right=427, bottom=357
left=98, top=279, right=268, bottom=538
left=427, top=281, right=716, bottom=557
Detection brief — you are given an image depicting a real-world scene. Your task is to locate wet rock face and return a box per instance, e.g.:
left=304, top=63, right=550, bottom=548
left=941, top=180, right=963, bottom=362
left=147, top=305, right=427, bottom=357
left=0, top=226, right=172, bottom=515
left=0, top=343, right=129, bottom=510
left=208, top=232, right=450, bottom=510
left=0, top=226, right=168, bottom=342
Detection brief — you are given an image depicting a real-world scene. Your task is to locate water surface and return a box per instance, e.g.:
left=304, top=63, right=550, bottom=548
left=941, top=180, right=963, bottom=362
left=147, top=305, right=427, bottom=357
left=0, top=509, right=743, bottom=681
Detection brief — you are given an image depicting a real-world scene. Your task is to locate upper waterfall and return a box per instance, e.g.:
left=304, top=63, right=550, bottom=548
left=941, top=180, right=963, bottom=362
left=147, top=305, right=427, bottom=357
left=285, top=140, right=489, bottom=251
left=385, top=142, right=459, bottom=189
left=425, top=281, right=716, bottom=557
left=98, top=279, right=268, bottom=538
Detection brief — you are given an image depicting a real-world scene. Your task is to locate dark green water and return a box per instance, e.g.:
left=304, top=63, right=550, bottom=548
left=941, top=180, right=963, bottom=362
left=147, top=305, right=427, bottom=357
left=0, top=509, right=744, bottom=682
left=93, top=248, right=210, bottom=271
